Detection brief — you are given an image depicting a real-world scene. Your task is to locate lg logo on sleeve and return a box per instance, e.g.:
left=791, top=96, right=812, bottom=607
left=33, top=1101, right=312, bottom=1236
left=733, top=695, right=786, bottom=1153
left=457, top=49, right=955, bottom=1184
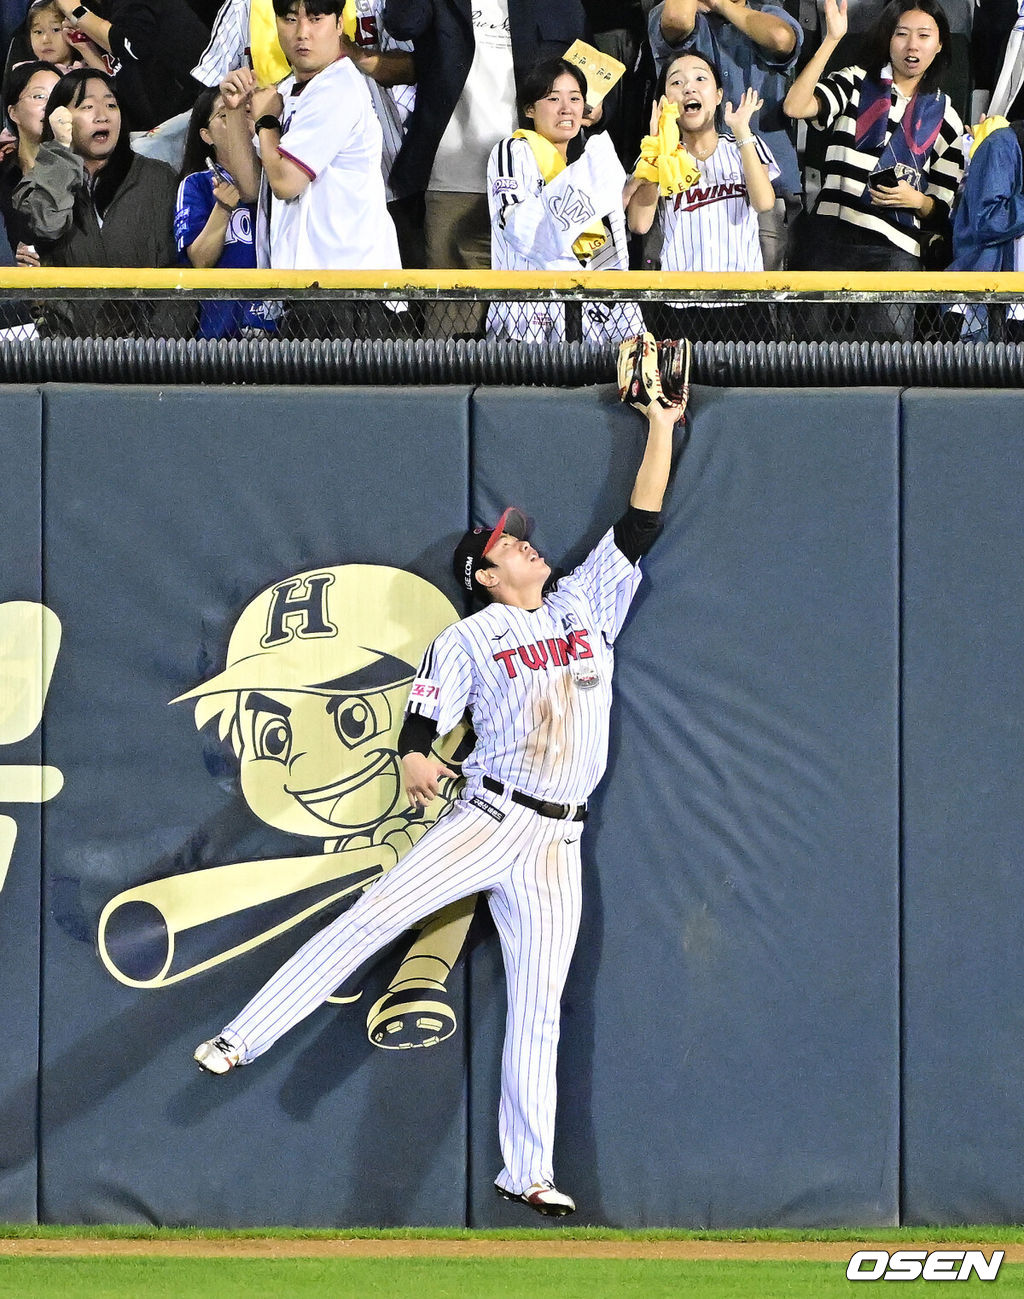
left=847, top=1250, right=1004, bottom=1281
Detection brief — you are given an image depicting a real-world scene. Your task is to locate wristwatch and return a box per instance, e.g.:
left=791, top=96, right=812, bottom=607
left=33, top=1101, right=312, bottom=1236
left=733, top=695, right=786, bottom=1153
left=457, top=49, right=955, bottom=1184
left=254, top=114, right=281, bottom=133
left=71, top=5, right=88, bottom=16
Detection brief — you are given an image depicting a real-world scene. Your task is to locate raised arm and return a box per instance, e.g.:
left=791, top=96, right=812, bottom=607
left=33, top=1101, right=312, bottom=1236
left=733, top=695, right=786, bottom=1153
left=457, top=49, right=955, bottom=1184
left=659, top=0, right=700, bottom=43
left=219, top=67, right=262, bottom=202
left=54, top=0, right=113, bottom=53
left=705, top=0, right=795, bottom=55
left=631, top=400, right=686, bottom=513
left=784, top=0, right=847, bottom=119
left=12, top=111, right=82, bottom=243
left=723, top=88, right=775, bottom=211
left=342, top=38, right=416, bottom=85
left=249, top=83, right=314, bottom=201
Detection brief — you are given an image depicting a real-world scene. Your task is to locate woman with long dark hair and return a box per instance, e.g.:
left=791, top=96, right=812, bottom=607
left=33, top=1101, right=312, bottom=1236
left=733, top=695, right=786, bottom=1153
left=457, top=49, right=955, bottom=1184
left=783, top=0, right=963, bottom=338
left=12, top=66, right=180, bottom=334
left=0, top=59, right=60, bottom=263
left=628, top=50, right=778, bottom=340
left=174, top=85, right=272, bottom=339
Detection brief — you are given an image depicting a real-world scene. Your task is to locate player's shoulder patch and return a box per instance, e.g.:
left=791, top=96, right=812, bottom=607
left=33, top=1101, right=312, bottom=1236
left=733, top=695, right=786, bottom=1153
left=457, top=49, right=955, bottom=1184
left=491, top=176, right=519, bottom=195
left=408, top=677, right=440, bottom=703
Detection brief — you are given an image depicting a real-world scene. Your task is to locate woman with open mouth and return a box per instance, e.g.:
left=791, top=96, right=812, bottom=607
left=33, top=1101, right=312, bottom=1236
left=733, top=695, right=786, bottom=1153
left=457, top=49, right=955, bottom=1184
left=485, top=56, right=646, bottom=346
left=628, top=51, right=778, bottom=342
left=783, top=0, right=964, bottom=340
left=12, top=66, right=182, bottom=337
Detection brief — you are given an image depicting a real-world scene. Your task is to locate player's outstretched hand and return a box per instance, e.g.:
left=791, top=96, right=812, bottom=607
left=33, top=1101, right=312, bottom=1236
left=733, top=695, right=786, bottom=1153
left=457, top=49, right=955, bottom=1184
left=402, top=752, right=455, bottom=809
left=647, top=400, right=686, bottom=434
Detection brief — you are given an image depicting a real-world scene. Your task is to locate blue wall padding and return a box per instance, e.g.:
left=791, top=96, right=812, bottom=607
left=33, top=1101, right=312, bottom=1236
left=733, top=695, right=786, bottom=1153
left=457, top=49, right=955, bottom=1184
left=37, top=386, right=472, bottom=1226
left=468, top=386, right=901, bottom=1227
left=901, top=391, right=1024, bottom=1225
left=0, top=387, right=44, bottom=1221
left=10, top=380, right=1016, bottom=1227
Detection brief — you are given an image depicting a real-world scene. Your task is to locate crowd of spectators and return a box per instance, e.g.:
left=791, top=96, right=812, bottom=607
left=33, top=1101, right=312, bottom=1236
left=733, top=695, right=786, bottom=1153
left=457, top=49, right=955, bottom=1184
left=0, top=0, right=1021, bottom=341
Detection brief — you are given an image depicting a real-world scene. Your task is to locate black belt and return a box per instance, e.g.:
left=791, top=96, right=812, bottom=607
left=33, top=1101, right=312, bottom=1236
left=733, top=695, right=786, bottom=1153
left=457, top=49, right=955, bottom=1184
left=482, top=776, right=587, bottom=822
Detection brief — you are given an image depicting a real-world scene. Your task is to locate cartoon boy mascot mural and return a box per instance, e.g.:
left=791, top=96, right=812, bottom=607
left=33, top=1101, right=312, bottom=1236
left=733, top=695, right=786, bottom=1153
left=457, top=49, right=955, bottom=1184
left=98, top=564, right=474, bottom=1049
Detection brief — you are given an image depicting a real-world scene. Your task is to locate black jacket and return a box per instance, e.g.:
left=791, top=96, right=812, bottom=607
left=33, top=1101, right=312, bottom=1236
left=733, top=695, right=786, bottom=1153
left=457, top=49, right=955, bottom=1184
left=13, top=141, right=184, bottom=335
left=383, top=0, right=587, bottom=196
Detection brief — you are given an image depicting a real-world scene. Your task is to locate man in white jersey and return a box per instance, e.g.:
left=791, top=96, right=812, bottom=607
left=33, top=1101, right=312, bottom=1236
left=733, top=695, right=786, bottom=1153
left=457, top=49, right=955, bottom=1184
left=193, top=0, right=421, bottom=261
left=218, top=0, right=401, bottom=277
left=193, top=392, right=685, bottom=1216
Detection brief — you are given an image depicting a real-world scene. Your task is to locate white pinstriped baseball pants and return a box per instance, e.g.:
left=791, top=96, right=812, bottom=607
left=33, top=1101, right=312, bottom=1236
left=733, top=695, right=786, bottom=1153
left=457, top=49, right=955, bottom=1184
left=220, top=797, right=584, bottom=1195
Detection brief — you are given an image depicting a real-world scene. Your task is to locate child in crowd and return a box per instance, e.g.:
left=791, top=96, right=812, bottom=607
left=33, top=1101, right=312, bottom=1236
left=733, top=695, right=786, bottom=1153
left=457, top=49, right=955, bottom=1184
left=3, top=0, right=109, bottom=82
left=628, top=51, right=778, bottom=339
left=486, top=56, right=645, bottom=345
left=175, top=86, right=274, bottom=339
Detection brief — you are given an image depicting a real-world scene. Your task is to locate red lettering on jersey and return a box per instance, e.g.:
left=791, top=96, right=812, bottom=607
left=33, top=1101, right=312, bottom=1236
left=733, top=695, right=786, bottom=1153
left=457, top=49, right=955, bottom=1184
left=519, top=642, right=549, bottom=671
left=547, top=637, right=568, bottom=666
left=353, top=14, right=379, bottom=46
left=410, top=682, right=440, bottom=699
left=493, top=648, right=519, bottom=679
left=675, top=181, right=748, bottom=212
left=571, top=629, right=593, bottom=659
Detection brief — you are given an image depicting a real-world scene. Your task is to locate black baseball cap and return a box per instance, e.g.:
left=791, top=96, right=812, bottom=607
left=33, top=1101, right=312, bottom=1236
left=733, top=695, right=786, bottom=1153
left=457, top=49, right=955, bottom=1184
left=452, top=507, right=532, bottom=594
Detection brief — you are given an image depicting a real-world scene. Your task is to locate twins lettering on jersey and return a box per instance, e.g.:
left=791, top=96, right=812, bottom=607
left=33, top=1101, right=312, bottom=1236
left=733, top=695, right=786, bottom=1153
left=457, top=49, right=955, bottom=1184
left=675, top=181, right=747, bottom=213
left=492, top=629, right=592, bottom=680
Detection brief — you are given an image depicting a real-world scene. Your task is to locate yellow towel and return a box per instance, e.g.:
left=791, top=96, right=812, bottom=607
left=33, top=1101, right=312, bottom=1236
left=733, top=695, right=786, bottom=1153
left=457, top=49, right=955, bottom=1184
left=634, top=101, right=702, bottom=195
left=512, top=128, right=607, bottom=261
left=248, top=0, right=289, bottom=86
left=970, top=114, right=1010, bottom=161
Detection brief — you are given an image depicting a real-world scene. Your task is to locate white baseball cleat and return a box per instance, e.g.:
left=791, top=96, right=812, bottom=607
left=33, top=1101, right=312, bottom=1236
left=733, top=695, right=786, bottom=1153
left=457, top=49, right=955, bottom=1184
left=193, top=1036, right=243, bottom=1074
left=495, top=1180, right=576, bottom=1217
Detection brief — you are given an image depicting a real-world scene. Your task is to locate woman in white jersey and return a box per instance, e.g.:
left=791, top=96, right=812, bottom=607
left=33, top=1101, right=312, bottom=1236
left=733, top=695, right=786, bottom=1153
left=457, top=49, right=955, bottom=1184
left=486, top=57, right=645, bottom=345
left=628, top=51, right=778, bottom=342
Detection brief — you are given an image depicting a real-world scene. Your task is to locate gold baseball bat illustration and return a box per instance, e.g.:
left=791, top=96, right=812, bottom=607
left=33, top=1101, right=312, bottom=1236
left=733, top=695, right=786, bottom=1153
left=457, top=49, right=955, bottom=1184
left=97, top=843, right=398, bottom=989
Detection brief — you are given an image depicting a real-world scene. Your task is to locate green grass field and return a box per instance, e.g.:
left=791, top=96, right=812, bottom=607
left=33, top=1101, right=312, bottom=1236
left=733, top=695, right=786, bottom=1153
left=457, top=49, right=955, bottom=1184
left=0, top=1258, right=1021, bottom=1298
left=2, top=1227, right=1021, bottom=1297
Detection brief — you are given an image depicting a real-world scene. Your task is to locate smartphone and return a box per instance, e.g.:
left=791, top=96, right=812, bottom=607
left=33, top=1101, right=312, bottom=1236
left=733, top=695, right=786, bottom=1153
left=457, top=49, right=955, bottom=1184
left=869, top=166, right=900, bottom=189
left=207, top=157, right=231, bottom=185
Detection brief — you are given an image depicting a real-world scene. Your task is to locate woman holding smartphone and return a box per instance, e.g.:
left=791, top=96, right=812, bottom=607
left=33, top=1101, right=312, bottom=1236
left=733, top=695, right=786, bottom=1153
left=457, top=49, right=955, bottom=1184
left=175, top=87, right=273, bottom=340
left=783, top=0, right=963, bottom=337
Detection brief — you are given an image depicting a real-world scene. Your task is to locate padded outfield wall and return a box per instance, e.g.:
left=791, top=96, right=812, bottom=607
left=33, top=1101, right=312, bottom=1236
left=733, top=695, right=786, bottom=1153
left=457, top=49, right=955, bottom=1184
left=0, top=381, right=1013, bottom=1227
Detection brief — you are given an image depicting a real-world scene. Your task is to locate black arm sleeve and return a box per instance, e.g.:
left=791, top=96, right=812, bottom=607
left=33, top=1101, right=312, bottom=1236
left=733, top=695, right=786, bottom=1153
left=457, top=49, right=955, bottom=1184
left=613, top=506, right=663, bottom=565
left=397, top=711, right=439, bottom=757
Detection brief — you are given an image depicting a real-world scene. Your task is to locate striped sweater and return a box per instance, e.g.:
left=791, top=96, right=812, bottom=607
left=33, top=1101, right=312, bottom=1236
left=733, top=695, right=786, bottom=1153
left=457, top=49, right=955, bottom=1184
left=811, top=64, right=964, bottom=257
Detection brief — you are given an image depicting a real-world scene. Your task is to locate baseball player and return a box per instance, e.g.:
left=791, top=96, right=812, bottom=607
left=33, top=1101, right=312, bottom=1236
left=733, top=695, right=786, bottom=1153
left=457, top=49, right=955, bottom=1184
left=194, top=355, right=686, bottom=1216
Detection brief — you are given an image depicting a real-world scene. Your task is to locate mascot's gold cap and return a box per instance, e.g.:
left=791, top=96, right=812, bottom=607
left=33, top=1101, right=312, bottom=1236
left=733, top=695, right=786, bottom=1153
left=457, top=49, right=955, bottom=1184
left=171, top=564, right=457, bottom=703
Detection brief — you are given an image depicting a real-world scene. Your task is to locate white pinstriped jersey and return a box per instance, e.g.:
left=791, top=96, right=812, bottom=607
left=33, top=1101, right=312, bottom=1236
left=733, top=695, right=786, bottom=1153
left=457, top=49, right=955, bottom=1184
left=192, top=0, right=248, bottom=86
left=191, top=0, right=413, bottom=201
left=660, top=133, right=779, bottom=273
left=407, top=529, right=643, bottom=805
left=346, top=0, right=415, bottom=202
left=486, top=131, right=645, bottom=344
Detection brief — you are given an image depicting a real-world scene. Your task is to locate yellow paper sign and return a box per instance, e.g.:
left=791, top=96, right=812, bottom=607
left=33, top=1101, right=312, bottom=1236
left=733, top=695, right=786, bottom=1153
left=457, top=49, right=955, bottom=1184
left=563, top=39, right=626, bottom=108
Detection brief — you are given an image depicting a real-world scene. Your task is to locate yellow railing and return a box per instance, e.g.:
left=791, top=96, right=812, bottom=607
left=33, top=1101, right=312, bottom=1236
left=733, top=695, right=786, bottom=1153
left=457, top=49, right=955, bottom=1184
left=0, top=269, right=1018, bottom=296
